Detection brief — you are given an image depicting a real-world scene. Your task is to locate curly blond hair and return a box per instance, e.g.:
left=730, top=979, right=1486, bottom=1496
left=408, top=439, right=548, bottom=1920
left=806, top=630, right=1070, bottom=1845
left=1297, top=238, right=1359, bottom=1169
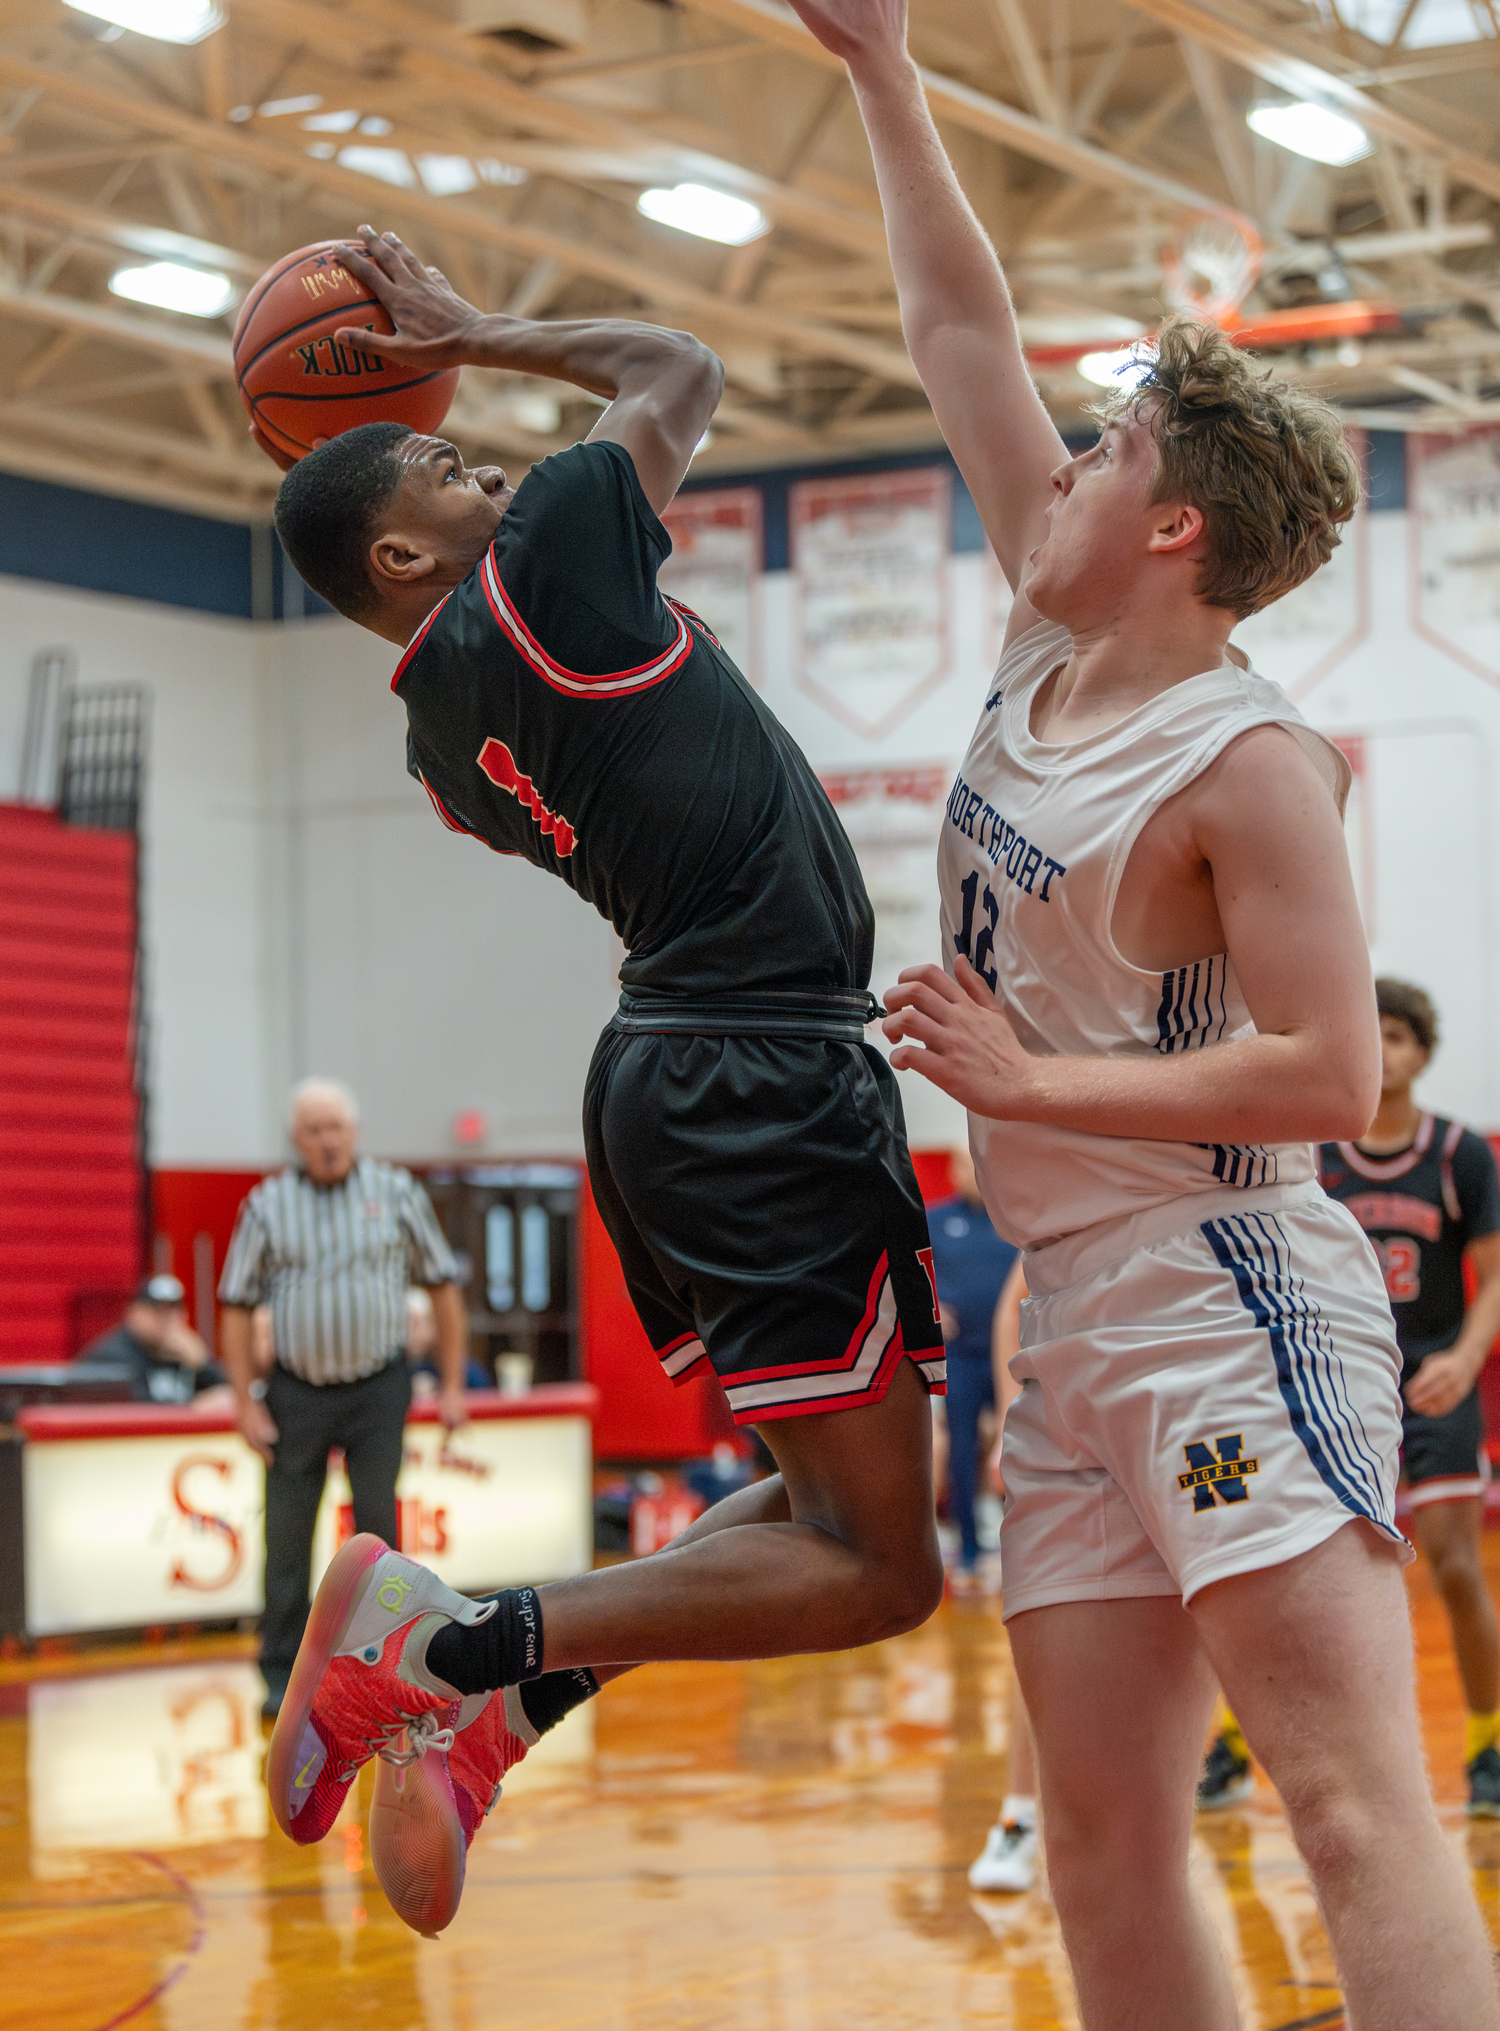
left=1093, top=316, right=1360, bottom=619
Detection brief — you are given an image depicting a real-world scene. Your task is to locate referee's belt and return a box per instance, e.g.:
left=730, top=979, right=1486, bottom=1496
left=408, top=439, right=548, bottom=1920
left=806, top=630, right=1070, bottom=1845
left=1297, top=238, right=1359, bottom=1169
left=611, top=988, right=886, bottom=1044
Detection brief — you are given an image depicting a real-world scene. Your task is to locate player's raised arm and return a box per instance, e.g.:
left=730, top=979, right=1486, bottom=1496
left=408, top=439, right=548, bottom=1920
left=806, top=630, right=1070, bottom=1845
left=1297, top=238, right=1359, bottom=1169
left=787, top=0, right=1066, bottom=610
left=335, top=226, right=722, bottom=514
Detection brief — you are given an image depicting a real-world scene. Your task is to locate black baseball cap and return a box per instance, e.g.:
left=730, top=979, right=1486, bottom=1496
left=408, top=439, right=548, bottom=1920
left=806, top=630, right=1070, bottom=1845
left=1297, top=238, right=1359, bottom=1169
left=136, top=1274, right=186, bottom=1305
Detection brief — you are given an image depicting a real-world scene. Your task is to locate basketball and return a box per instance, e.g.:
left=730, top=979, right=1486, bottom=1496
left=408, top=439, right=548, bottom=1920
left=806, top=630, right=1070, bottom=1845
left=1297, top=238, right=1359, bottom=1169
left=233, top=240, right=460, bottom=464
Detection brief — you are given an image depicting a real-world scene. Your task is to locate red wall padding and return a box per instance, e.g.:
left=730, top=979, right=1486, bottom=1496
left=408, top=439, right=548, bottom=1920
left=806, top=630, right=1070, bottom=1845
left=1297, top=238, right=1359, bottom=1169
left=0, top=804, right=143, bottom=1362
left=150, top=1168, right=268, bottom=1346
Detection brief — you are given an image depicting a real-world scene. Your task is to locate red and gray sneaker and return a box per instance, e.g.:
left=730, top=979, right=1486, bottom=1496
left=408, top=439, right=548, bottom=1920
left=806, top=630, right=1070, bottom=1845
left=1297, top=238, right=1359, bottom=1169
left=370, top=1684, right=536, bottom=1935
left=265, top=1533, right=495, bottom=1844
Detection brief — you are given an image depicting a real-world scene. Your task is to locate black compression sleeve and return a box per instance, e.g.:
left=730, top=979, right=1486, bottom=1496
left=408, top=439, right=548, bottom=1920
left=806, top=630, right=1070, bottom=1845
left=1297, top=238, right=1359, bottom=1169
left=518, top=1667, right=600, bottom=1736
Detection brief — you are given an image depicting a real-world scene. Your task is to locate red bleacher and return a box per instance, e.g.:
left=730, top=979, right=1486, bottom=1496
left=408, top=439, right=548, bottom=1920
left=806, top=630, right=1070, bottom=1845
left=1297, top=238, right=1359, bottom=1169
left=0, top=802, right=142, bottom=1363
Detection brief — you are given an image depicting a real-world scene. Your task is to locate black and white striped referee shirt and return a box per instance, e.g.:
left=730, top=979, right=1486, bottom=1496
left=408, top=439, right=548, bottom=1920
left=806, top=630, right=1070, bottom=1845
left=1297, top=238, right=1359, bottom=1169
left=218, top=1158, right=457, bottom=1385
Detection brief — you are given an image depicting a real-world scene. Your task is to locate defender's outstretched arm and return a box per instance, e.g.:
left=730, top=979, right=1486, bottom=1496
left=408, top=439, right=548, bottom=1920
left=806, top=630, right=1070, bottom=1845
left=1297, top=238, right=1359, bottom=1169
left=787, top=0, right=1065, bottom=613
left=334, top=226, right=723, bottom=514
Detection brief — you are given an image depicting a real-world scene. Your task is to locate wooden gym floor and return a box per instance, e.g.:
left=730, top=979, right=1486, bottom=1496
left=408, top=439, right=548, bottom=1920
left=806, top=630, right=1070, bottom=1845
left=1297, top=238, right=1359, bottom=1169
left=7, top=1534, right=1500, bottom=2031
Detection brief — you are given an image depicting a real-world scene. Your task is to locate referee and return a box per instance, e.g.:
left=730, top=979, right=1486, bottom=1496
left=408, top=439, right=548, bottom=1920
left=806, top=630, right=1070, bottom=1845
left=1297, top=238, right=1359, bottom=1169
left=218, top=1076, right=467, bottom=1718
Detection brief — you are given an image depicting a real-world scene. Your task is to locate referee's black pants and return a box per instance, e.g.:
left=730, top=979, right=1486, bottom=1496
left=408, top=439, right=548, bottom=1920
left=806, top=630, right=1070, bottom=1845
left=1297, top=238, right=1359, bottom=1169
left=261, top=1357, right=411, bottom=1697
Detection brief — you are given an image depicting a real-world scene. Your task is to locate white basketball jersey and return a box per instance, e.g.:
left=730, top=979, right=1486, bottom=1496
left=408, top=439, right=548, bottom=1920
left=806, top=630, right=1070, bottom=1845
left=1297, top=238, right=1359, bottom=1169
left=938, top=620, right=1352, bottom=1251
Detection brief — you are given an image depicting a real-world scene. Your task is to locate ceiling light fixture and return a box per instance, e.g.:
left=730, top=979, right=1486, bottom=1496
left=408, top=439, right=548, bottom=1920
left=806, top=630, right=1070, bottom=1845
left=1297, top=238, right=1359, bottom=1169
left=65, top=0, right=223, bottom=42
left=479, top=159, right=528, bottom=186
left=417, top=154, right=479, bottom=196
left=1345, top=0, right=1485, bottom=48
left=109, top=260, right=235, bottom=318
left=637, top=183, right=768, bottom=246
left=303, top=108, right=362, bottom=133
left=1245, top=101, right=1372, bottom=167
left=1077, top=348, right=1154, bottom=391
left=335, top=146, right=417, bottom=188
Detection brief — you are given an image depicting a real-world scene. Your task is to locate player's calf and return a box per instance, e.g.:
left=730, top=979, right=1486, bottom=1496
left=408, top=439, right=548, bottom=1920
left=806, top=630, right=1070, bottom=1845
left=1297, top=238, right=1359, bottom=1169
left=1201, top=1530, right=1500, bottom=2030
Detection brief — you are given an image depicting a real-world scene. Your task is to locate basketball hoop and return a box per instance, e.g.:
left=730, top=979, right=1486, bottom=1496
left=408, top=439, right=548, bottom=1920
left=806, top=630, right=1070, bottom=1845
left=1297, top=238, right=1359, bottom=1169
left=1162, top=211, right=1264, bottom=327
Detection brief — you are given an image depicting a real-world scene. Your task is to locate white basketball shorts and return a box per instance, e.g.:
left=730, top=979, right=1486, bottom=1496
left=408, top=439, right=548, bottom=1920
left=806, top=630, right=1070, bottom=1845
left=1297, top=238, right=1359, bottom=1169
left=999, top=1180, right=1413, bottom=1621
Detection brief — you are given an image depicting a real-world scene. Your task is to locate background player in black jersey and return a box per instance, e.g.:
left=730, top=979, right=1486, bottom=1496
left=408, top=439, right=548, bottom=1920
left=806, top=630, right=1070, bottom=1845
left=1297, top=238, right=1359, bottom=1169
left=259, top=226, right=949, bottom=1935
left=1319, top=979, right=1500, bottom=1810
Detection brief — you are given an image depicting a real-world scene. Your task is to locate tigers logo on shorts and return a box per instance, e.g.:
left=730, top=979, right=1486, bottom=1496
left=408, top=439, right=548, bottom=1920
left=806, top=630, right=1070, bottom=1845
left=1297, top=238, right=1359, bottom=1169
left=1178, top=1434, right=1260, bottom=1512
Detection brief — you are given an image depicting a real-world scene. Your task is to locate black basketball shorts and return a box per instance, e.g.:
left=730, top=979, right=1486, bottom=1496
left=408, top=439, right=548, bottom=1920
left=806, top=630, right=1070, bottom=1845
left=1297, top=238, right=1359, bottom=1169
left=1402, top=1382, right=1488, bottom=1508
left=583, top=1023, right=946, bottom=1424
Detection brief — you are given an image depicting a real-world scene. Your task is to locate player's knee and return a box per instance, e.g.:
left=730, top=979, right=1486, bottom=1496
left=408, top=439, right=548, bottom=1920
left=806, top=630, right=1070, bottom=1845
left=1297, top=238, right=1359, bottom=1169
left=850, top=1543, right=944, bottom=1642
left=1427, top=1539, right=1483, bottom=1598
left=1042, top=1786, right=1180, bottom=1890
left=880, top=1553, right=945, bottom=1639
left=1278, top=1770, right=1391, bottom=1888
left=1044, top=1811, right=1185, bottom=1933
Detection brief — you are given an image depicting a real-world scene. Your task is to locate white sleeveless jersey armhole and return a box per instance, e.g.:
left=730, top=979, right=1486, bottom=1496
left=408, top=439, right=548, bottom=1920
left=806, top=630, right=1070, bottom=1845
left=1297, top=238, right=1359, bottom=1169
left=940, top=620, right=1352, bottom=1253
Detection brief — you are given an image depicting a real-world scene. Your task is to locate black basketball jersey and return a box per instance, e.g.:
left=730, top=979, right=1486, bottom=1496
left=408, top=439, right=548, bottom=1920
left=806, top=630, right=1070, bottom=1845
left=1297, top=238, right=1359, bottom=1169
left=1318, top=1117, right=1500, bottom=1374
left=393, top=441, right=873, bottom=999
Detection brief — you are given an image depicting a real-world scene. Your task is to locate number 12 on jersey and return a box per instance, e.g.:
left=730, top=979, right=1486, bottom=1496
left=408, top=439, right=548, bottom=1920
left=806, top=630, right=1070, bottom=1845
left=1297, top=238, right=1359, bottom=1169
left=954, top=870, right=999, bottom=991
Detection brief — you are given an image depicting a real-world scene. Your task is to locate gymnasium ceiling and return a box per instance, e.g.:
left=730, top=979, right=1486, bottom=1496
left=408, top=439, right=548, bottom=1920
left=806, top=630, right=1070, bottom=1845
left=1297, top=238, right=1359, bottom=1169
left=0, top=0, right=1496, bottom=522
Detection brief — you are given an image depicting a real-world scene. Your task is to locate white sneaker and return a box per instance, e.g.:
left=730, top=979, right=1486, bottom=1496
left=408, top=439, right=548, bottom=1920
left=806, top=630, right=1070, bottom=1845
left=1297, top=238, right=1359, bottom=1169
left=968, top=1819, right=1039, bottom=1892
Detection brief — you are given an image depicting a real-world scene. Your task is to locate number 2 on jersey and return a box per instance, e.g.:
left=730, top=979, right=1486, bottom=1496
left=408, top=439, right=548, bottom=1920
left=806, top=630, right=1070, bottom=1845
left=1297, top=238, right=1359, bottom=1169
left=1376, top=1237, right=1421, bottom=1303
left=954, top=870, right=999, bottom=992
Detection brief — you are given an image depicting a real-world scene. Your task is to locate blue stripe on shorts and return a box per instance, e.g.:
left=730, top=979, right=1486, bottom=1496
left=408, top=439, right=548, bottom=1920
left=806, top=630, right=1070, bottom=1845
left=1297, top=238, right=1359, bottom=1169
left=1202, top=1210, right=1400, bottom=1542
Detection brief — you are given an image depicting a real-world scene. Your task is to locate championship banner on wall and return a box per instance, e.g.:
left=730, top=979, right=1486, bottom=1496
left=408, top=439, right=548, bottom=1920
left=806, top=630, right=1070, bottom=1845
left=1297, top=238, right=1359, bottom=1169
left=820, top=762, right=953, bottom=993
left=1410, top=427, right=1500, bottom=685
left=658, top=485, right=763, bottom=685
left=791, top=468, right=952, bottom=740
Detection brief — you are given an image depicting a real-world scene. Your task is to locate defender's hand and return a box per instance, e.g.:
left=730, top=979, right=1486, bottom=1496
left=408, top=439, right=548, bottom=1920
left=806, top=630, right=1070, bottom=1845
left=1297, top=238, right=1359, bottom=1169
left=249, top=418, right=295, bottom=471
left=248, top=420, right=329, bottom=470
left=1403, top=1350, right=1473, bottom=1420
left=334, top=226, right=486, bottom=368
left=237, top=1396, right=279, bottom=1466
left=785, top=0, right=910, bottom=66
left=882, top=956, right=1037, bottom=1118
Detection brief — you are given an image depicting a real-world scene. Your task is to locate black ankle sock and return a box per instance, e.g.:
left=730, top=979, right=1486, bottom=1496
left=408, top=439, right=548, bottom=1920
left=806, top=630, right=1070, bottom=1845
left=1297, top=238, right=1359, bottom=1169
left=425, top=1587, right=544, bottom=1695
left=519, top=1667, right=600, bottom=1737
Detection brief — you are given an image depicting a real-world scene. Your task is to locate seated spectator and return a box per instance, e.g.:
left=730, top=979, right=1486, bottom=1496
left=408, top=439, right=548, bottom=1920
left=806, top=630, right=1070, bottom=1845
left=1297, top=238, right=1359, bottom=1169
left=81, top=1274, right=233, bottom=1407
left=405, top=1286, right=491, bottom=1394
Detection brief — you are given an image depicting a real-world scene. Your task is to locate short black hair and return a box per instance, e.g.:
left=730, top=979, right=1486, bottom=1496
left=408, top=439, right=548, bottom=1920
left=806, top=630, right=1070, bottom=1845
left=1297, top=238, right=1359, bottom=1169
left=1376, top=977, right=1439, bottom=1055
left=273, top=422, right=411, bottom=621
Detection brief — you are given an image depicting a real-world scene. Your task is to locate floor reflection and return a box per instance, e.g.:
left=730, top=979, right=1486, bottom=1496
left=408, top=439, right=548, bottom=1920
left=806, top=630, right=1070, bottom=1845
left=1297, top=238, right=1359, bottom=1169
left=29, top=1660, right=266, bottom=1862
left=251, top=1786, right=431, bottom=2031
left=4, top=1538, right=1497, bottom=2029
